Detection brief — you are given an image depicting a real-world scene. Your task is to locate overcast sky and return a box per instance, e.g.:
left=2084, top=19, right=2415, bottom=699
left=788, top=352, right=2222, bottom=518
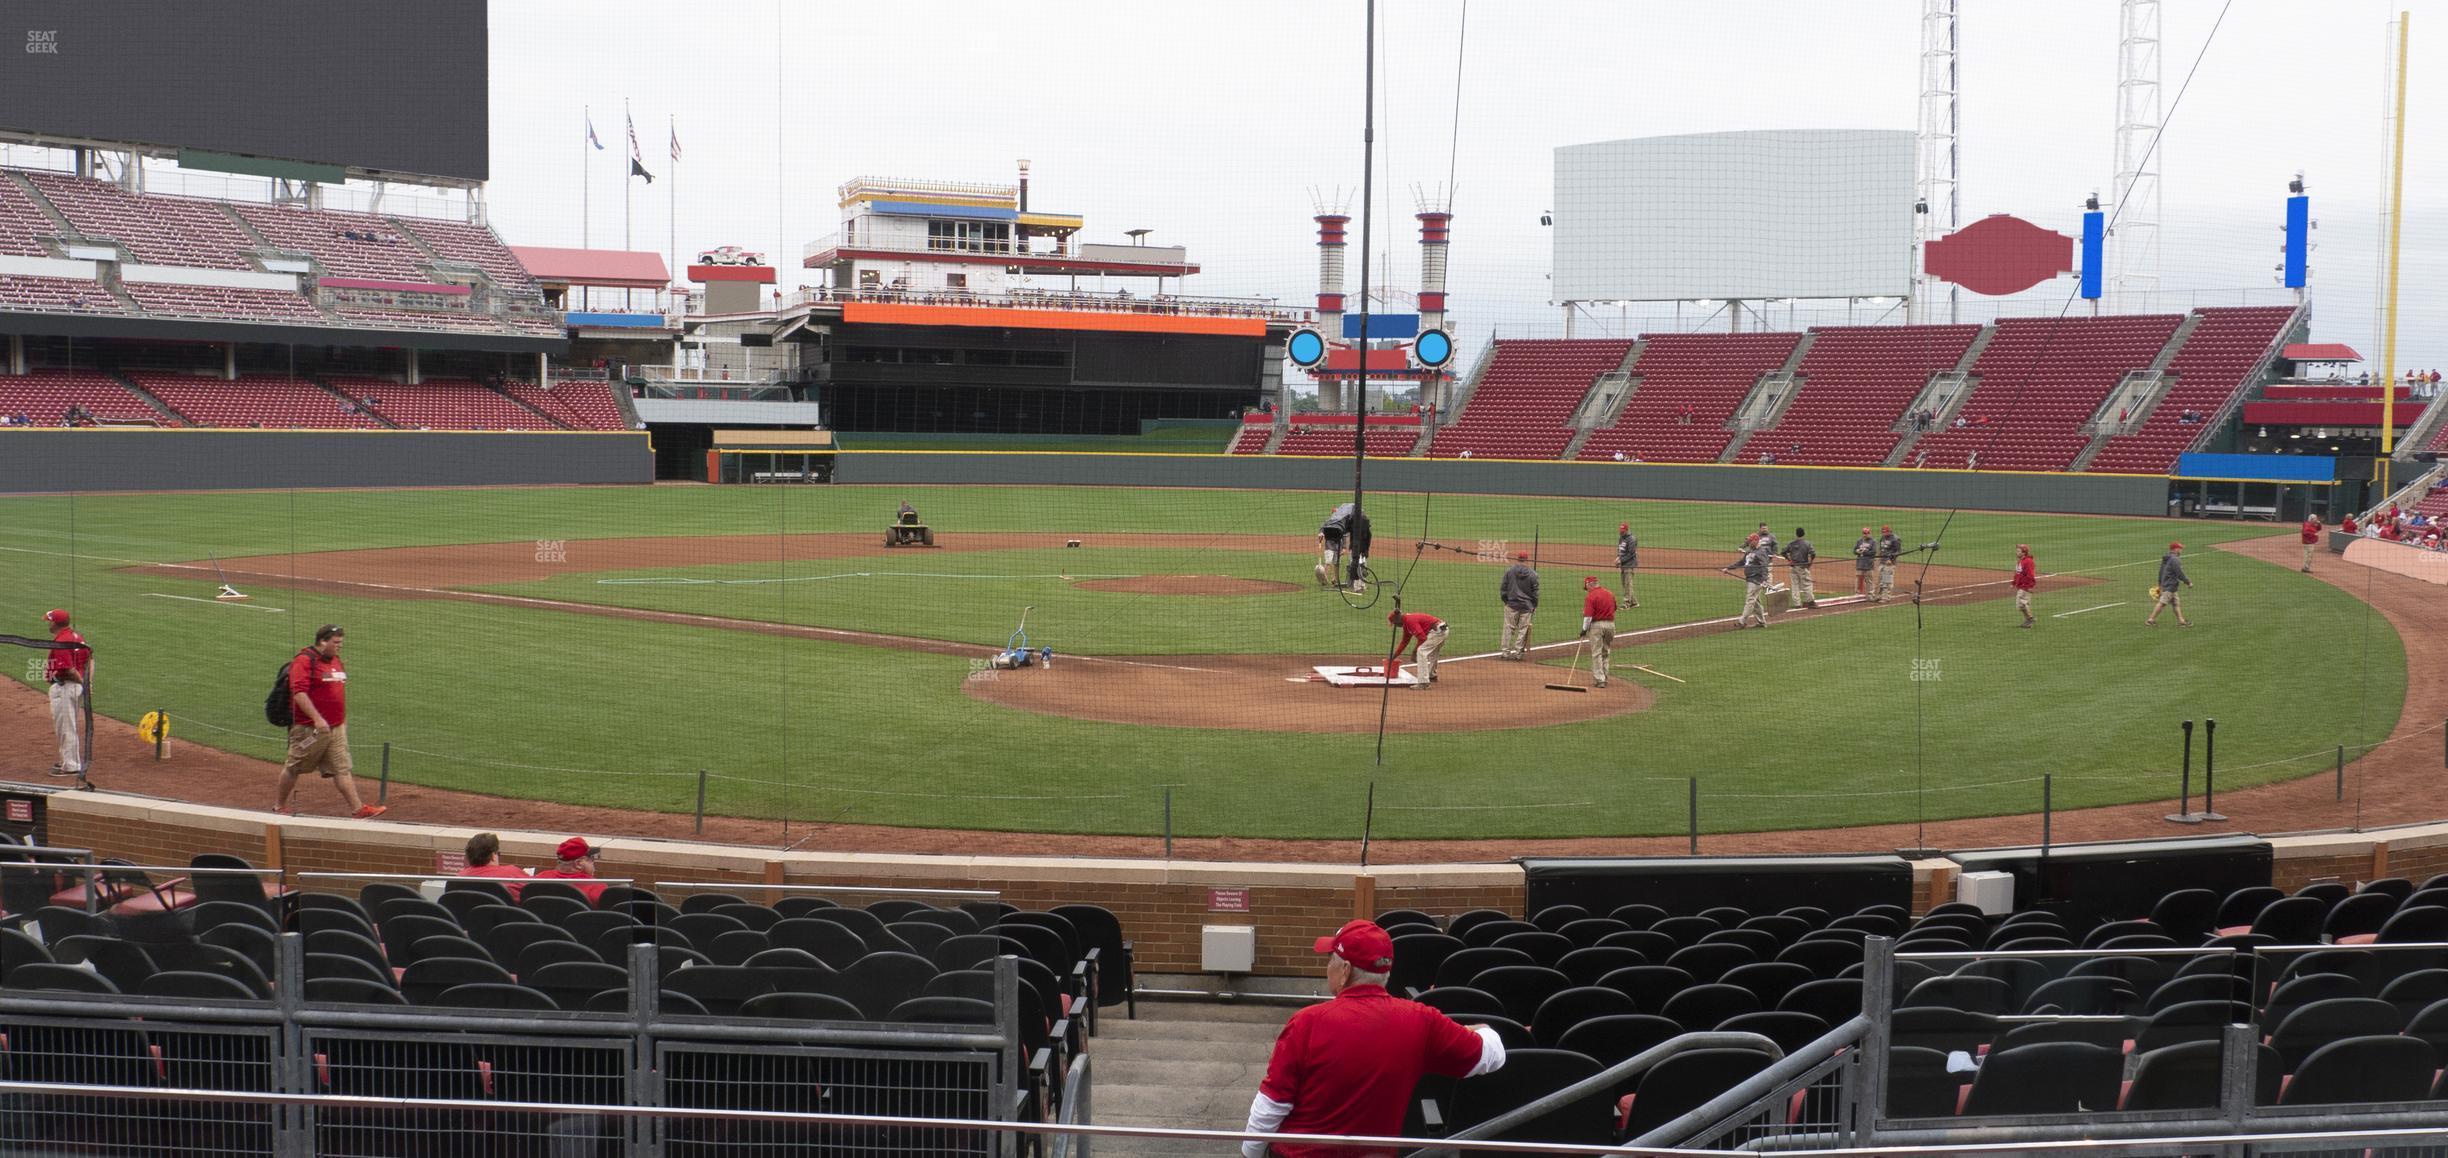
left=483, top=1, right=2446, bottom=370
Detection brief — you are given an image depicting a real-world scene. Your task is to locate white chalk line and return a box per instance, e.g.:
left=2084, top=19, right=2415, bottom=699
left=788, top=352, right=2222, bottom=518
left=2053, top=602, right=2129, bottom=618
left=143, top=593, right=286, bottom=613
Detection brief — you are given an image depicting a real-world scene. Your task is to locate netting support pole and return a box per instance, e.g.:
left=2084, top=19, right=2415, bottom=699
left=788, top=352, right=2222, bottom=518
left=2201, top=718, right=2225, bottom=821
left=377, top=742, right=390, bottom=805
left=1163, top=787, right=1173, bottom=860
left=2337, top=745, right=2346, bottom=801
left=694, top=768, right=708, bottom=835
left=2042, top=775, right=2054, bottom=855
left=153, top=709, right=165, bottom=762
left=1360, top=781, right=1376, bottom=868
left=1687, top=778, right=1699, bottom=855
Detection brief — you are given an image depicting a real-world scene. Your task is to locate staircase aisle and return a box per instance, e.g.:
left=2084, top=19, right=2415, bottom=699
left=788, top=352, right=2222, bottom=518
left=1089, top=998, right=1292, bottom=1157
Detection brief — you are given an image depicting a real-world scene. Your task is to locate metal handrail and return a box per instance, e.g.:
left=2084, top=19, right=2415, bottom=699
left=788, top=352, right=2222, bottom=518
left=1632, top=1017, right=1871, bottom=1148
left=1417, top=1031, right=1784, bottom=1157
left=653, top=881, right=1001, bottom=900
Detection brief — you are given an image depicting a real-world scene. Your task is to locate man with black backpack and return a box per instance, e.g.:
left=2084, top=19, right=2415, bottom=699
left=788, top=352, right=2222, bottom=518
left=270, top=624, right=385, bottom=819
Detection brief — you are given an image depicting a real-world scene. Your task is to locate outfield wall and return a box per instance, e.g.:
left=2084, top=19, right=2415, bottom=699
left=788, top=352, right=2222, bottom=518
left=0, top=430, right=654, bottom=492
left=832, top=451, right=2173, bottom=517
left=36, top=786, right=2435, bottom=975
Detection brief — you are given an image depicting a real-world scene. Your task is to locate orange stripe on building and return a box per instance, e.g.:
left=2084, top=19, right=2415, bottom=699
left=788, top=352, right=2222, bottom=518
left=841, top=302, right=1265, bottom=337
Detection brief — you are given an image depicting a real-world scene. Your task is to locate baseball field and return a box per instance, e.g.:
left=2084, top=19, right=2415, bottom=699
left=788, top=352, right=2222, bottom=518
left=0, top=479, right=2408, bottom=843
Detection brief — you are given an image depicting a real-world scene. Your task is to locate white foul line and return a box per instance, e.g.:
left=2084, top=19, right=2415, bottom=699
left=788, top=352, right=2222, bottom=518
left=2052, top=601, right=2128, bottom=618
left=143, top=593, right=287, bottom=612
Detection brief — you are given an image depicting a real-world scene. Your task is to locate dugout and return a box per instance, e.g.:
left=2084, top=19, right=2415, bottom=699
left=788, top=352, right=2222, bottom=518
left=1519, top=854, right=1914, bottom=920
left=2166, top=452, right=2346, bottom=522
left=1949, top=833, right=2271, bottom=934
left=707, top=428, right=836, bottom=484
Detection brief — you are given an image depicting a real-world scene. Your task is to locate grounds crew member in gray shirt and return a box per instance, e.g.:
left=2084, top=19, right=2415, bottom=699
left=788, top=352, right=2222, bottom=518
left=1782, top=527, right=1818, bottom=609
left=1615, top=523, right=1639, bottom=606
left=1498, top=552, right=1540, bottom=659
left=2145, top=540, right=2193, bottom=627
left=1721, top=536, right=1773, bottom=628
left=1853, top=527, right=1875, bottom=595
left=1873, top=525, right=1904, bottom=603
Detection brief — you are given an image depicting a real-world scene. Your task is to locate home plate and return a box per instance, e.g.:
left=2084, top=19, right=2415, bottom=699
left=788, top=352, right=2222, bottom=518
left=1312, top=664, right=1420, bottom=688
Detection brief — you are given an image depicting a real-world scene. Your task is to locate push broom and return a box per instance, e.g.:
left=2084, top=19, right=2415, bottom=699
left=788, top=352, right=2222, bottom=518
left=1544, top=638, right=1589, bottom=693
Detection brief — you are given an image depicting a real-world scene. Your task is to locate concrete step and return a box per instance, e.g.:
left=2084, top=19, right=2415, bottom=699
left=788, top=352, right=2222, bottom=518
left=1085, top=998, right=1289, bottom=1156
left=1094, top=1081, right=1267, bottom=1128
left=1095, top=1020, right=1279, bottom=1047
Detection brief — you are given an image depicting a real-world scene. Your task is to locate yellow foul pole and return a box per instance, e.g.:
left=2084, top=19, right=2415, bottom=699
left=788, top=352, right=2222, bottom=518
left=2378, top=11, right=2410, bottom=498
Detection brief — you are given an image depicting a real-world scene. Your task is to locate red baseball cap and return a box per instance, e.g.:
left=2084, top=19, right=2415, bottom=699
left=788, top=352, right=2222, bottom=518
left=1584, top=575, right=1599, bottom=586
left=43, top=609, right=69, bottom=626
left=1881, top=525, right=1892, bottom=533
left=1514, top=551, right=1530, bottom=561
left=1313, top=919, right=1395, bottom=971
left=1619, top=523, right=1629, bottom=533
left=556, top=837, right=598, bottom=861
left=2169, top=541, right=2183, bottom=550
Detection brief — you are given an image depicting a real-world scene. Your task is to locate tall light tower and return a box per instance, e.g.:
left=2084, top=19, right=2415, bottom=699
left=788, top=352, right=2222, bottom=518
left=2110, top=0, right=2163, bottom=309
left=1912, top=0, right=1959, bottom=324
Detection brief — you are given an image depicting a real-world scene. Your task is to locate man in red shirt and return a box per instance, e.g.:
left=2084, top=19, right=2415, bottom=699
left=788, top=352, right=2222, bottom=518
left=1385, top=607, right=1449, bottom=689
left=274, top=624, right=386, bottom=819
left=1244, top=920, right=1504, bottom=1157
left=456, top=832, right=531, bottom=900
left=534, top=837, right=607, bottom=905
left=2011, top=545, right=2038, bottom=629
left=42, top=609, right=89, bottom=778
left=1581, top=576, right=1618, bottom=689
left=2300, top=513, right=2324, bottom=573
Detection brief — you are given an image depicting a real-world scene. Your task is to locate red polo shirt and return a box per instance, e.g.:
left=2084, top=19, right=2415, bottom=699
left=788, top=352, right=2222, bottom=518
left=1259, top=985, right=1485, bottom=1157
left=289, top=649, right=347, bottom=727
left=45, top=628, right=89, bottom=682
left=2301, top=519, right=2322, bottom=545
left=457, top=863, right=531, bottom=901
left=1583, top=586, right=1617, bottom=621
left=534, top=867, right=605, bottom=905
left=2012, top=556, right=2037, bottom=590
left=1390, top=612, right=1442, bottom=646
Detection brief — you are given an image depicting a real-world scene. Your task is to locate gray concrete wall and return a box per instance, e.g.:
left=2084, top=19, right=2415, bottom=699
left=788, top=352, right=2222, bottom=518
left=834, top=451, right=2172, bottom=516
left=0, top=430, right=653, bottom=493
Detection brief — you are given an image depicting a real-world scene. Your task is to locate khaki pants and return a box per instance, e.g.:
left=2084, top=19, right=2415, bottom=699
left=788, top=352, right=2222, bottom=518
left=1586, top=620, right=1614, bottom=685
left=285, top=723, right=354, bottom=780
left=1874, top=562, right=1896, bottom=602
left=49, top=679, right=83, bottom=773
left=1856, top=566, right=1871, bottom=593
left=1500, top=608, right=1534, bottom=658
left=1413, top=625, right=1448, bottom=684
left=1619, top=566, right=1636, bottom=602
left=2015, top=588, right=2033, bottom=619
left=2302, top=543, right=2315, bottom=571
left=1790, top=565, right=1814, bottom=606
left=1740, top=582, right=1768, bottom=627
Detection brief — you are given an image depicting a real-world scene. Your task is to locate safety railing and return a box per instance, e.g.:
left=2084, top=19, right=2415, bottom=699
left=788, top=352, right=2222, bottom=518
left=772, top=282, right=1307, bottom=322
left=1414, top=1031, right=1784, bottom=1158
left=1638, top=1017, right=1871, bottom=1151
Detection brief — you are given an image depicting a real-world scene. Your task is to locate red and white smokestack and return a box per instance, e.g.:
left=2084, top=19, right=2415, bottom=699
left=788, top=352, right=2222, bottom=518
left=1416, top=210, right=1452, bottom=414
left=1313, top=213, right=1350, bottom=409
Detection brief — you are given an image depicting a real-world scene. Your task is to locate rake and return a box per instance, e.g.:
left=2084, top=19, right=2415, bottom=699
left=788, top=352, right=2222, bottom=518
left=1544, top=638, right=1589, bottom=694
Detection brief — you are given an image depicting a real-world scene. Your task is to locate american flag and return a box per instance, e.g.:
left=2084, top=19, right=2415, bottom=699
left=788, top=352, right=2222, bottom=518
left=585, top=115, right=602, bottom=150
left=669, top=122, right=682, bottom=163
left=625, top=113, right=640, bottom=162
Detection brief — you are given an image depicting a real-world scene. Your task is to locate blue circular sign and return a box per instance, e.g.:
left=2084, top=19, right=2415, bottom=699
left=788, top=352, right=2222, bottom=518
left=1414, top=328, right=1454, bottom=369
left=1286, top=328, right=1327, bottom=368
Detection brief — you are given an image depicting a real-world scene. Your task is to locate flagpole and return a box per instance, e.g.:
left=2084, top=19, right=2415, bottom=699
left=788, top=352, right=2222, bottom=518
left=624, top=98, right=634, bottom=312
left=582, top=105, right=591, bottom=312
left=668, top=114, right=677, bottom=318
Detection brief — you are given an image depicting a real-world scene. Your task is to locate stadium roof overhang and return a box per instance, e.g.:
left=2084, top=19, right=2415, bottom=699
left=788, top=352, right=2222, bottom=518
left=510, top=247, right=672, bottom=290
left=0, top=130, right=486, bottom=191
left=0, top=311, right=567, bottom=355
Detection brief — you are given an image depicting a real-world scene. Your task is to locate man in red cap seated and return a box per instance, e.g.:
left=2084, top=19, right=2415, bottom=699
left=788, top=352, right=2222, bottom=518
left=1242, top=919, right=1506, bottom=1157
left=534, top=837, right=607, bottom=904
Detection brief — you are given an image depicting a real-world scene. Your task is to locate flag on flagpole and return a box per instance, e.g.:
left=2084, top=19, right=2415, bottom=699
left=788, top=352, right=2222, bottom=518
left=586, top=116, right=603, bottom=150
left=669, top=122, right=682, bottom=163
left=626, top=111, right=654, bottom=183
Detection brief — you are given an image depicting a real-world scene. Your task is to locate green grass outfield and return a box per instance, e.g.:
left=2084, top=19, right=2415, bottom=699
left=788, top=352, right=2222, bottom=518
left=0, top=483, right=2405, bottom=840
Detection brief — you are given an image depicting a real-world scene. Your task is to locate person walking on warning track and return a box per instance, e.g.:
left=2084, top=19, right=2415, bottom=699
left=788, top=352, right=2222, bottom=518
left=1317, top=502, right=1373, bottom=592
left=1241, top=920, right=1506, bottom=1158
left=1497, top=552, right=1540, bottom=659
left=42, top=609, right=89, bottom=778
left=1581, top=577, right=1617, bottom=688
left=1615, top=523, right=1639, bottom=606
left=1853, top=527, right=1875, bottom=595
left=2012, top=544, right=2038, bottom=629
left=1388, top=608, right=1449, bottom=689
left=2145, top=541, right=2193, bottom=627
left=1722, top=537, right=1773, bottom=628
left=274, top=624, right=386, bottom=820
left=1782, top=527, right=1817, bottom=609
left=2301, top=513, right=2324, bottom=572
left=1873, top=525, right=1904, bottom=603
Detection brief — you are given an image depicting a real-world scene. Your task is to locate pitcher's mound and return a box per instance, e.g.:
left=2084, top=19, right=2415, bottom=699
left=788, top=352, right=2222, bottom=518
left=1073, top=575, right=1303, bottom=596
left=965, top=653, right=1653, bottom=733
